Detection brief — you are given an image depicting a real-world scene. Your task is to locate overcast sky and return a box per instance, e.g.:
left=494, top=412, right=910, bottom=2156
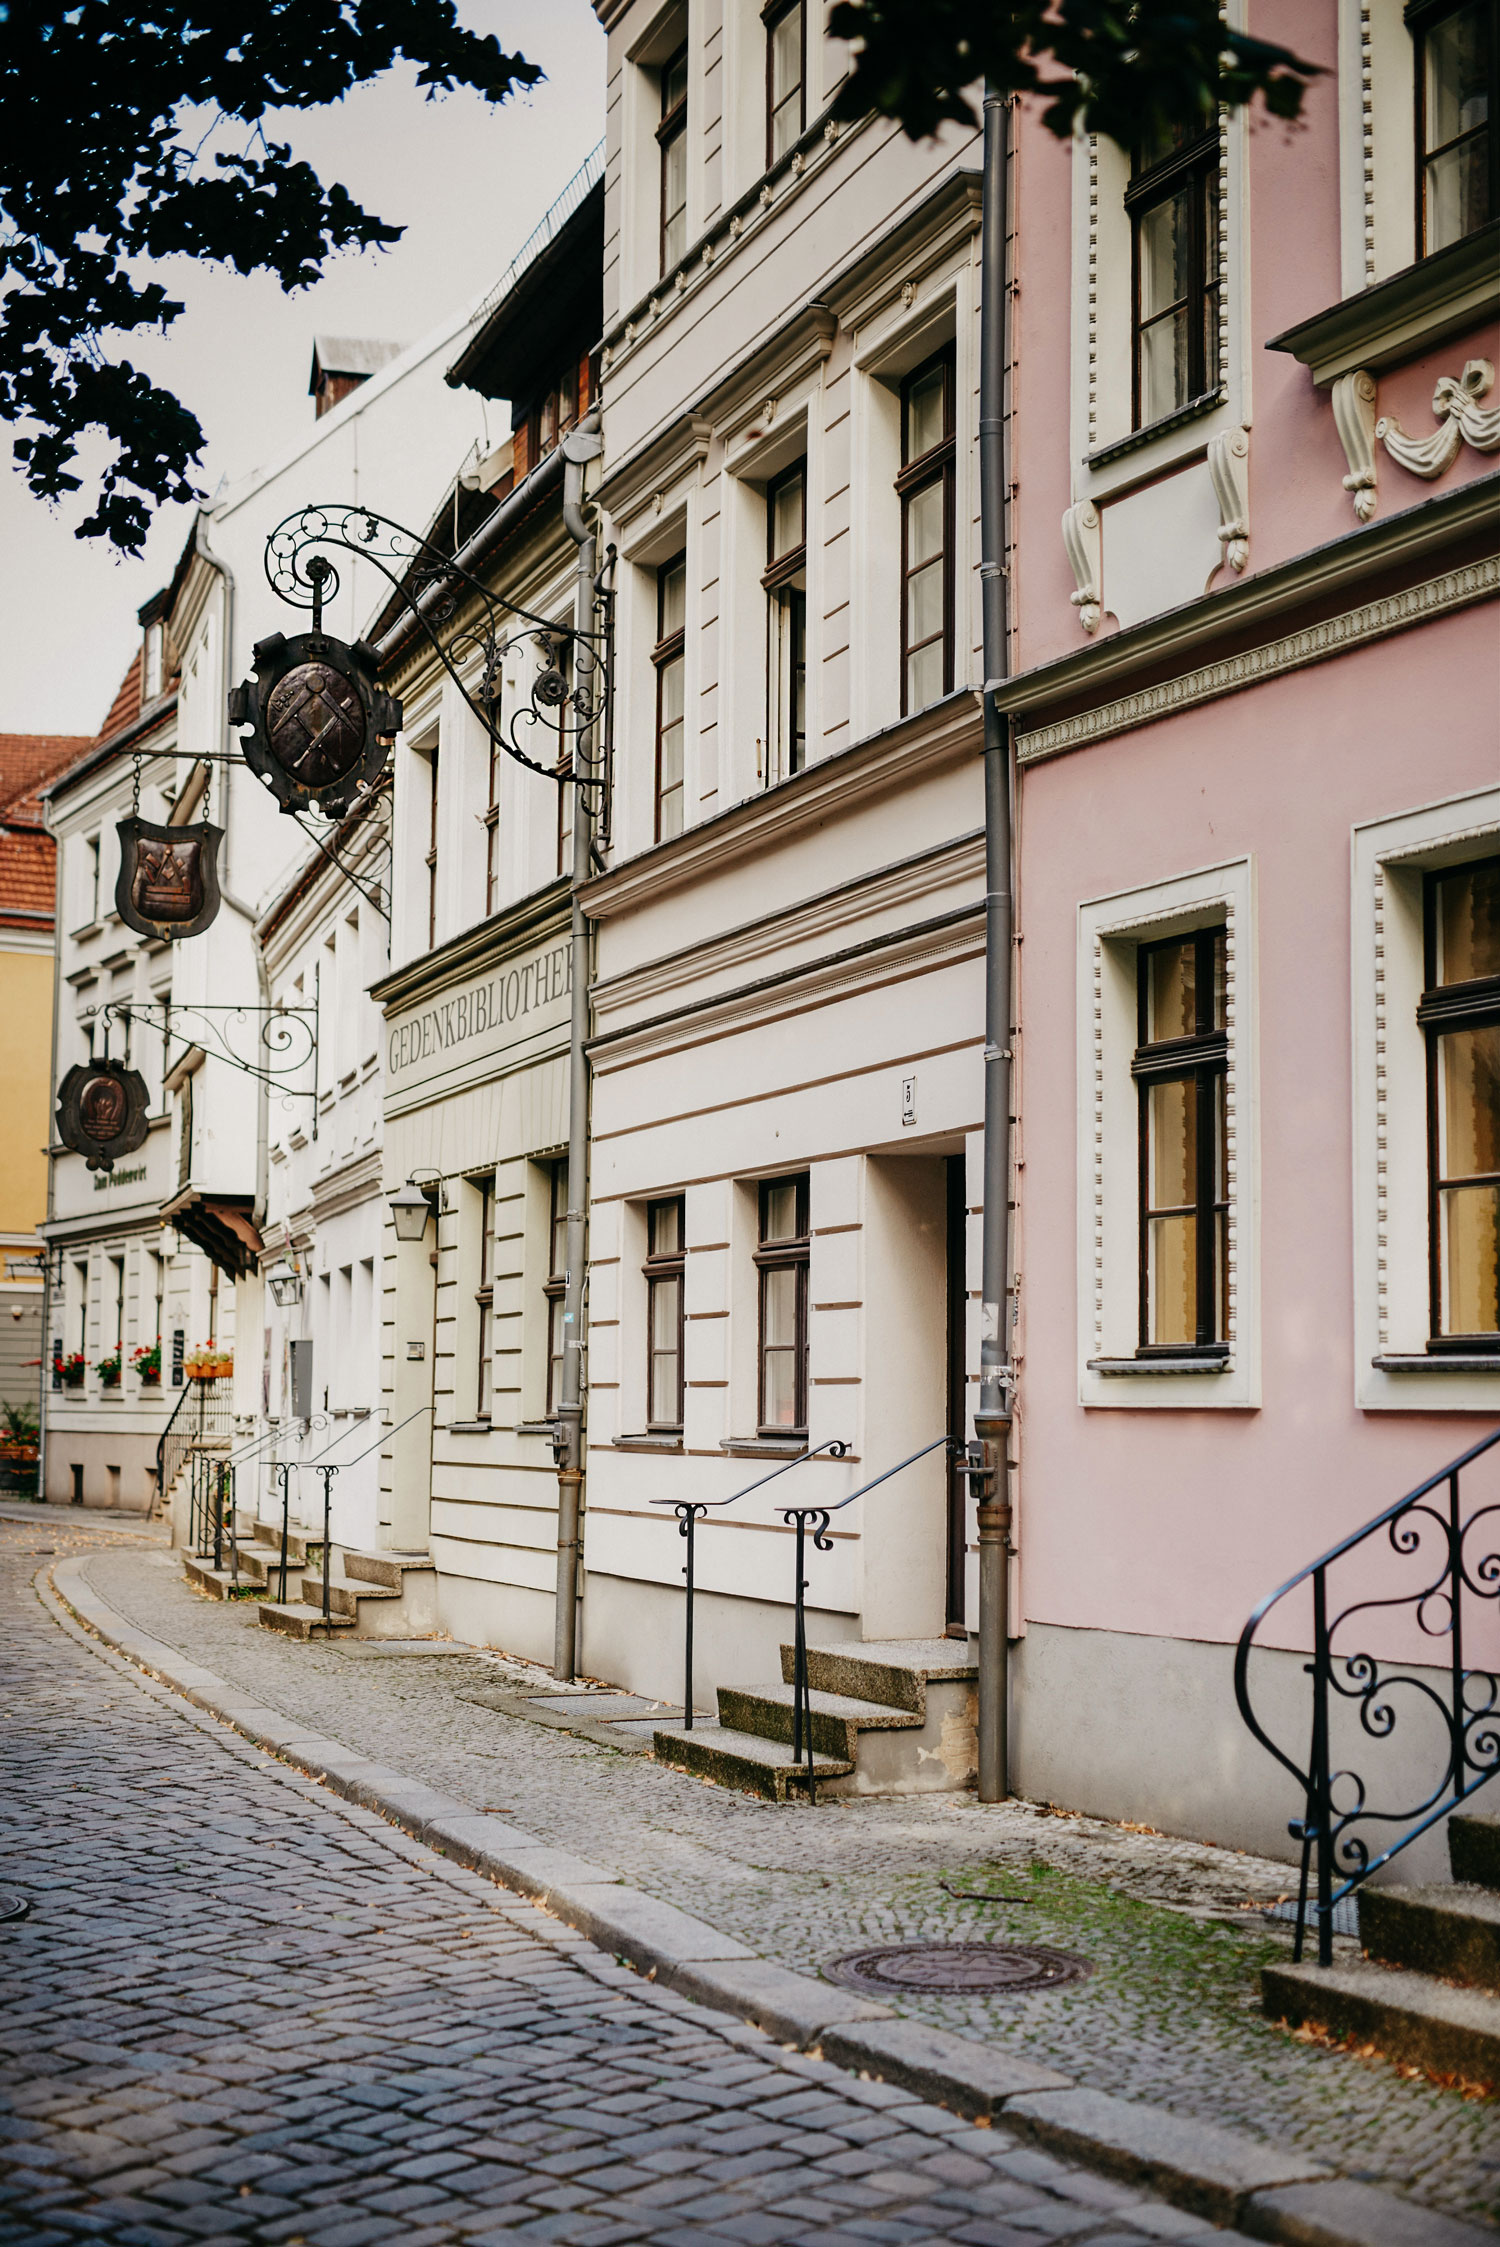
left=0, top=0, right=605, bottom=738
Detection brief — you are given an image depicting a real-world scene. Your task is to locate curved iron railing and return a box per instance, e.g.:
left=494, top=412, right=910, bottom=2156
left=1234, top=1424, right=1500, bottom=1965
left=156, top=1375, right=235, bottom=1513
left=651, top=1441, right=850, bottom=1728
left=781, top=1435, right=964, bottom=1801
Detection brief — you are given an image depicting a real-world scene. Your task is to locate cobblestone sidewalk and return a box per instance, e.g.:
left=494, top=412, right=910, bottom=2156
left=0, top=1513, right=1233, bottom=2247
left=30, top=1524, right=1500, bottom=2226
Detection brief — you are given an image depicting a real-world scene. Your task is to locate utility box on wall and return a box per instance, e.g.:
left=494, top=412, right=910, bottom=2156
left=289, top=1337, right=315, bottom=1425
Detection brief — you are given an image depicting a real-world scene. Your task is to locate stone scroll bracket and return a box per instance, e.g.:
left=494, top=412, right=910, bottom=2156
left=1332, top=370, right=1379, bottom=522
left=1378, top=356, right=1500, bottom=479
left=1062, top=499, right=1103, bottom=634
left=1207, top=426, right=1250, bottom=573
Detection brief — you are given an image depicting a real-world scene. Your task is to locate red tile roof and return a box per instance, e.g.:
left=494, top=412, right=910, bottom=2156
left=0, top=828, right=57, bottom=929
left=97, top=648, right=144, bottom=744
left=0, top=734, right=93, bottom=830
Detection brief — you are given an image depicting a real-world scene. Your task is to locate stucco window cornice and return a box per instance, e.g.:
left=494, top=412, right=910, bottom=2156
left=1268, top=222, right=1500, bottom=387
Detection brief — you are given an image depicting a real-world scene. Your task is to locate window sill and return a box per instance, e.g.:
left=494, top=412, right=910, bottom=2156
left=720, top=1436, right=807, bottom=1456
left=448, top=1418, right=491, bottom=1434
left=1371, top=1353, right=1500, bottom=1374
left=1267, top=220, right=1500, bottom=386
left=516, top=1419, right=557, bottom=1439
left=1087, top=1354, right=1231, bottom=1376
left=1086, top=390, right=1225, bottom=474
left=614, top=1434, right=683, bottom=1453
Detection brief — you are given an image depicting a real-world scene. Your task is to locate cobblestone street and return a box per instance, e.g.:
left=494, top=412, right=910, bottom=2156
left=0, top=1513, right=1240, bottom=2247
left=32, top=1518, right=1500, bottom=2229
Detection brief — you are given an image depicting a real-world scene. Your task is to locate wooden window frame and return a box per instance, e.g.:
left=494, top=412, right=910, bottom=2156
left=544, top=1163, right=569, bottom=1416
left=425, top=742, right=440, bottom=952
left=765, top=0, right=807, bottom=170
left=1125, top=127, right=1220, bottom=433
left=645, top=1196, right=686, bottom=1433
left=895, top=349, right=956, bottom=718
left=658, top=44, right=688, bottom=276
left=755, top=1173, right=810, bottom=1436
left=1133, top=927, right=1229, bottom=1357
left=763, top=458, right=807, bottom=783
left=653, top=555, right=687, bottom=843
left=1420, top=855, right=1500, bottom=1350
left=1411, top=0, right=1498, bottom=256
left=474, top=1174, right=495, bottom=1421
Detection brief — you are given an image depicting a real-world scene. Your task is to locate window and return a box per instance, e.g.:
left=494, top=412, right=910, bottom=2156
left=545, top=1163, right=569, bottom=1415
left=1126, top=123, right=1220, bottom=431
left=73, top=1262, right=87, bottom=1360
left=763, top=460, right=807, bottom=784
left=767, top=0, right=806, bottom=166
left=645, top=1197, right=686, bottom=1431
left=143, top=621, right=165, bottom=702
left=552, top=632, right=576, bottom=880
left=756, top=1174, right=809, bottom=1434
left=82, top=834, right=100, bottom=928
left=659, top=44, right=688, bottom=273
left=484, top=709, right=502, bottom=918
left=1421, top=855, right=1500, bottom=1347
left=474, top=1175, right=495, bottom=1418
left=897, top=351, right=955, bottom=716
left=653, top=556, right=687, bottom=842
left=425, top=743, right=440, bottom=951
left=1414, top=1, right=1495, bottom=254
left=1135, top=928, right=1228, bottom=1355
left=110, top=1256, right=125, bottom=1360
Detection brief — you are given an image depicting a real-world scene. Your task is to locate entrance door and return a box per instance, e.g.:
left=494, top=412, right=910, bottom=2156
left=944, top=1154, right=968, bottom=1634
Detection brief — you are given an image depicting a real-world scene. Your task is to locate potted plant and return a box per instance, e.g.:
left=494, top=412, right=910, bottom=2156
left=185, top=1344, right=232, bottom=1381
left=58, top=1352, right=86, bottom=1389
left=131, top=1340, right=162, bottom=1386
left=0, top=1403, right=39, bottom=1496
left=95, top=1351, right=122, bottom=1389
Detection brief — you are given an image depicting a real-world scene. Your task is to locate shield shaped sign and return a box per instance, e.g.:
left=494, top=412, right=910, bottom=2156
left=56, top=1059, right=151, bottom=1173
left=115, top=817, right=224, bottom=941
left=228, top=629, right=400, bottom=818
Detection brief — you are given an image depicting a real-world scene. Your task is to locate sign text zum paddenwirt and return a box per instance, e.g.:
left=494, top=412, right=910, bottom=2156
left=388, top=941, right=571, bottom=1077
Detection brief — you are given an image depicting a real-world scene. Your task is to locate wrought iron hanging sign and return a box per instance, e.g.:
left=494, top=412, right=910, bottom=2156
left=228, top=565, right=401, bottom=819
left=55, top=1058, right=151, bottom=1172
left=114, top=815, right=224, bottom=941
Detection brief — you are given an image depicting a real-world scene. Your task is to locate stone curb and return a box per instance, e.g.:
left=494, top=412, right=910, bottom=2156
left=43, top=1554, right=1495, bottom=2247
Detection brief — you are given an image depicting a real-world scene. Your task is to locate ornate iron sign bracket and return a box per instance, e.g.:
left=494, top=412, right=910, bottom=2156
left=257, top=503, right=611, bottom=798
left=95, top=1000, right=318, bottom=1100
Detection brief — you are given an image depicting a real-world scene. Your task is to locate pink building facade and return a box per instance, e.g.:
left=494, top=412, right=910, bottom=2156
left=1000, top=0, right=1498, bottom=1869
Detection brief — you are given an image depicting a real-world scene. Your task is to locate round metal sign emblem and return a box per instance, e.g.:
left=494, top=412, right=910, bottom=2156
left=823, top=1941, right=1091, bottom=1996
left=265, top=661, right=367, bottom=788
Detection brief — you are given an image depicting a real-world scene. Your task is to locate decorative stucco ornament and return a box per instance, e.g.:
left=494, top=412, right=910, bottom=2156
left=1331, top=370, right=1379, bottom=522
left=1061, top=499, right=1103, bottom=634
left=114, top=815, right=223, bottom=941
left=227, top=628, right=401, bottom=818
left=1377, top=358, right=1500, bottom=481
left=1207, top=426, right=1250, bottom=573
left=56, top=1058, right=150, bottom=1173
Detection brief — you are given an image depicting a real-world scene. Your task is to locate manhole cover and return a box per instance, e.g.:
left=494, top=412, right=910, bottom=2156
left=0, top=1891, right=31, bottom=1924
left=824, top=1941, right=1090, bottom=1995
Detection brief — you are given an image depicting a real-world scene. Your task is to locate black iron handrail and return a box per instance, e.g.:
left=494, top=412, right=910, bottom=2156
left=781, top=1434, right=963, bottom=1801
left=652, top=1441, right=851, bottom=1728
left=1234, top=1424, right=1500, bottom=1966
left=156, top=1375, right=235, bottom=1510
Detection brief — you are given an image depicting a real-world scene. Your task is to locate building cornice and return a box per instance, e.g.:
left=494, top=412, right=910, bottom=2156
left=997, top=471, right=1500, bottom=728
left=1017, top=554, right=1497, bottom=767
left=1268, top=222, right=1500, bottom=386
left=581, top=690, right=983, bottom=922
left=308, top=1146, right=385, bottom=1228
left=370, top=880, right=570, bottom=1011
left=821, top=168, right=983, bottom=331
left=597, top=410, right=713, bottom=535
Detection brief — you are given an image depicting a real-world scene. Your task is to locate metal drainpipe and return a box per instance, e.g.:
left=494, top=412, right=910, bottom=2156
left=975, top=83, right=1017, bottom=1804
left=555, top=412, right=604, bottom=1681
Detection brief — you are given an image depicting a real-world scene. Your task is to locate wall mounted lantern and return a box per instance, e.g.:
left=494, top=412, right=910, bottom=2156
left=265, top=1257, right=303, bottom=1309
left=388, top=1178, right=436, bottom=1243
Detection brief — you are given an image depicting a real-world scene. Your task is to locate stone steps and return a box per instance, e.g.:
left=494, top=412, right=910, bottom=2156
left=1259, top=1808, right=1500, bottom=2086
left=1359, top=1880, right=1500, bottom=1992
left=650, top=1720, right=854, bottom=1801
left=653, top=1637, right=979, bottom=1799
left=257, top=1598, right=356, bottom=1639
left=253, top=1545, right=437, bottom=1639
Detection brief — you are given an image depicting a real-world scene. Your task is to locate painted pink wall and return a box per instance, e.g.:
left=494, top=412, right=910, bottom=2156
left=1015, top=598, right=1499, bottom=1655
left=1010, top=0, right=1498, bottom=682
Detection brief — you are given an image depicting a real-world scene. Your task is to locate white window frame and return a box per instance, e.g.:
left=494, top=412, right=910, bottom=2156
left=1353, top=786, right=1500, bottom=1411
left=1339, top=0, right=1421, bottom=292
left=1076, top=857, right=1260, bottom=1409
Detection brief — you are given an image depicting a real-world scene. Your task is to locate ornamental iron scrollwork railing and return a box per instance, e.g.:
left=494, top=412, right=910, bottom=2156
left=262, top=503, right=612, bottom=797
left=1234, top=1425, right=1500, bottom=1967
left=781, top=1435, right=965, bottom=1803
left=651, top=1441, right=851, bottom=1731
left=156, top=1373, right=235, bottom=1509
